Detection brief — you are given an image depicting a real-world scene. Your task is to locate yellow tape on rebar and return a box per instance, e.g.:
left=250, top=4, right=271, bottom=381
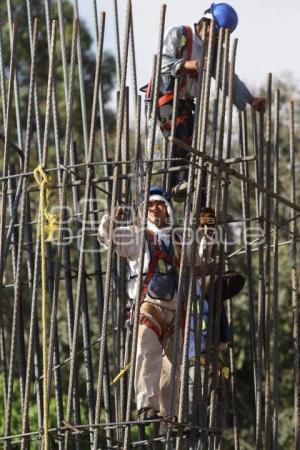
left=110, top=363, right=131, bottom=386
left=34, top=165, right=59, bottom=241
left=34, top=164, right=59, bottom=450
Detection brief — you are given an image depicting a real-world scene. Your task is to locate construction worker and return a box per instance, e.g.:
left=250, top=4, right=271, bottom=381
left=188, top=207, right=245, bottom=446
left=153, top=2, right=267, bottom=199
left=97, top=187, right=183, bottom=422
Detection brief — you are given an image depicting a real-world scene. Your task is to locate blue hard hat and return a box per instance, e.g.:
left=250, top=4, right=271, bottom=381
left=149, top=186, right=171, bottom=202
left=210, top=3, right=238, bottom=32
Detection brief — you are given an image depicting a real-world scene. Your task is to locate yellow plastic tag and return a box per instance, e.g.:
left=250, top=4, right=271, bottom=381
left=221, top=366, right=230, bottom=379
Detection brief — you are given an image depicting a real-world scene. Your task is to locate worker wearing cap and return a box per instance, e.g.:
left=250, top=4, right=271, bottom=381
left=98, top=187, right=184, bottom=422
left=154, top=3, right=266, bottom=198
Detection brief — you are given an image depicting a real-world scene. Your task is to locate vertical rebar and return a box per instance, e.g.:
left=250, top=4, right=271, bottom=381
left=64, top=12, right=106, bottom=449
left=0, top=22, right=16, bottom=285
left=264, top=73, right=272, bottom=450
left=254, top=107, right=265, bottom=450
left=289, top=101, right=300, bottom=450
left=240, top=109, right=258, bottom=440
left=113, top=0, right=121, bottom=87
left=272, top=88, right=280, bottom=450
left=2, top=23, right=17, bottom=450
left=122, top=5, right=166, bottom=450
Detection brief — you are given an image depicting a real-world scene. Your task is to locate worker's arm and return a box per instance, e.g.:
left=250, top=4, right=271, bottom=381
left=161, top=26, right=203, bottom=78
left=196, top=208, right=217, bottom=275
left=97, top=213, right=140, bottom=260
left=209, top=42, right=266, bottom=113
left=162, top=27, right=202, bottom=79
left=198, top=234, right=215, bottom=275
left=232, top=74, right=266, bottom=112
left=161, top=26, right=186, bottom=77
left=248, top=96, right=267, bottom=113
left=181, top=234, right=214, bottom=275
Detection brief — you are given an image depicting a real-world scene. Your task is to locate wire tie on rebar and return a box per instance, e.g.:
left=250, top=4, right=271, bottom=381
left=110, top=362, right=131, bottom=385
left=59, top=163, right=77, bottom=177
left=62, top=421, right=83, bottom=434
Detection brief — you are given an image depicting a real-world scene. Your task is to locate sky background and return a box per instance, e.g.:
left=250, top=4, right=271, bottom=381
left=76, top=0, right=300, bottom=95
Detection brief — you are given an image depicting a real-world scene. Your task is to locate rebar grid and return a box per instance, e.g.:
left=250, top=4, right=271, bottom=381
left=0, top=2, right=299, bottom=450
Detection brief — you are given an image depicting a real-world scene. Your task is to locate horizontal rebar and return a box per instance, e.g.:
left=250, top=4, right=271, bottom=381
left=171, top=136, right=300, bottom=213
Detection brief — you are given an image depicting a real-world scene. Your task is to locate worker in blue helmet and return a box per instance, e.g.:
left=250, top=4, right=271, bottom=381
left=148, top=2, right=266, bottom=200
left=98, top=186, right=185, bottom=423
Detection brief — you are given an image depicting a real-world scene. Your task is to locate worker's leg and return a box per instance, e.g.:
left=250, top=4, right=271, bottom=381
left=135, top=322, right=163, bottom=414
left=158, top=100, right=194, bottom=193
left=170, top=112, right=194, bottom=190
left=203, top=271, right=245, bottom=301
left=159, top=311, right=182, bottom=418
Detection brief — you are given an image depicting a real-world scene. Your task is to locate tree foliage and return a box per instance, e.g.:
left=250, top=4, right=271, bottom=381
left=0, top=0, right=116, bottom=156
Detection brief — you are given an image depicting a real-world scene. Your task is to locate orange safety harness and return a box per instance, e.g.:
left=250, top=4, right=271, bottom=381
left=138, top=230, right=183, bottom=341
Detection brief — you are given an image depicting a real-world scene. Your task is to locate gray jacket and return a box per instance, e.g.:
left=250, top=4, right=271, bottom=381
left=161, top=25, right=253, bottom=110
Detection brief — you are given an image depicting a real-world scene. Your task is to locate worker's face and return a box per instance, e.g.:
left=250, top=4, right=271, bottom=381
left=148, top=200, right=169, bottom=228
left=197, top=19, right=212, bottom=40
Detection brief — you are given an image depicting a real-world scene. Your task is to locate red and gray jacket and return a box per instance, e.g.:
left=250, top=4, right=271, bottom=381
left=148, top=25, right=253, bottom=111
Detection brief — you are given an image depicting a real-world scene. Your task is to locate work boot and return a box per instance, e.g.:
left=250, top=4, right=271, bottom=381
left=137, top=407, right=159, bottom=422
left=172, top=180, right=188, bottom=202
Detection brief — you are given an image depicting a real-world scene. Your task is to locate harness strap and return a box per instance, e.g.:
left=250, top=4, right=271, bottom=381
left=141, top=249, right=160, bottom=299
left=146, top=80, right=152, bottom=100
left=141, top=243, right=180, bottom=300
left=183, top=25, right=193, bottom=61
left=139, top=230, right=181, bottom=304
left=158, top=91, right=175, bottom=107
left=159, top=114, right=189, bottom=132
left=141, top=248, right=179, bottom=299
left=141, top=302, right=175, bottom=338
left=139, top=314, right=162, bottom=340
left=147, top=229, right=181, bottom=264
left=139, top=303, right=185, bottom=342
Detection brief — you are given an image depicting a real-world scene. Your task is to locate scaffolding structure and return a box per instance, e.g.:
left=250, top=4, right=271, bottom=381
left=0, top=1, right=299, bottom=449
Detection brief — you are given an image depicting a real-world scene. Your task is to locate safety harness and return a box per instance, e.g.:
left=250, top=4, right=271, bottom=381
left=140, top=230, right=180, bottom=300
left=138, top=230, right=182, bottom=341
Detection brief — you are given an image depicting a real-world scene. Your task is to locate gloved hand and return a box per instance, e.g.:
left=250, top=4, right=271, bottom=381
left=249, top=96, right=267, bottom=113
left=182, top=59, right=201, bottom=78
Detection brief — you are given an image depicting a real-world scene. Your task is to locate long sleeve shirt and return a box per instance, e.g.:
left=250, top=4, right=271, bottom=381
left=161, top=25, right=253, bottom=110
left=98, top=214, right=178, bottom=309
left=97, top=214, right=203, bottom=310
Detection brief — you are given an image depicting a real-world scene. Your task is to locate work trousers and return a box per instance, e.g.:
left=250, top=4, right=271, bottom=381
left=134, top=302, right=182, bottom=417
left=158, top=99, right=194, bottom=190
